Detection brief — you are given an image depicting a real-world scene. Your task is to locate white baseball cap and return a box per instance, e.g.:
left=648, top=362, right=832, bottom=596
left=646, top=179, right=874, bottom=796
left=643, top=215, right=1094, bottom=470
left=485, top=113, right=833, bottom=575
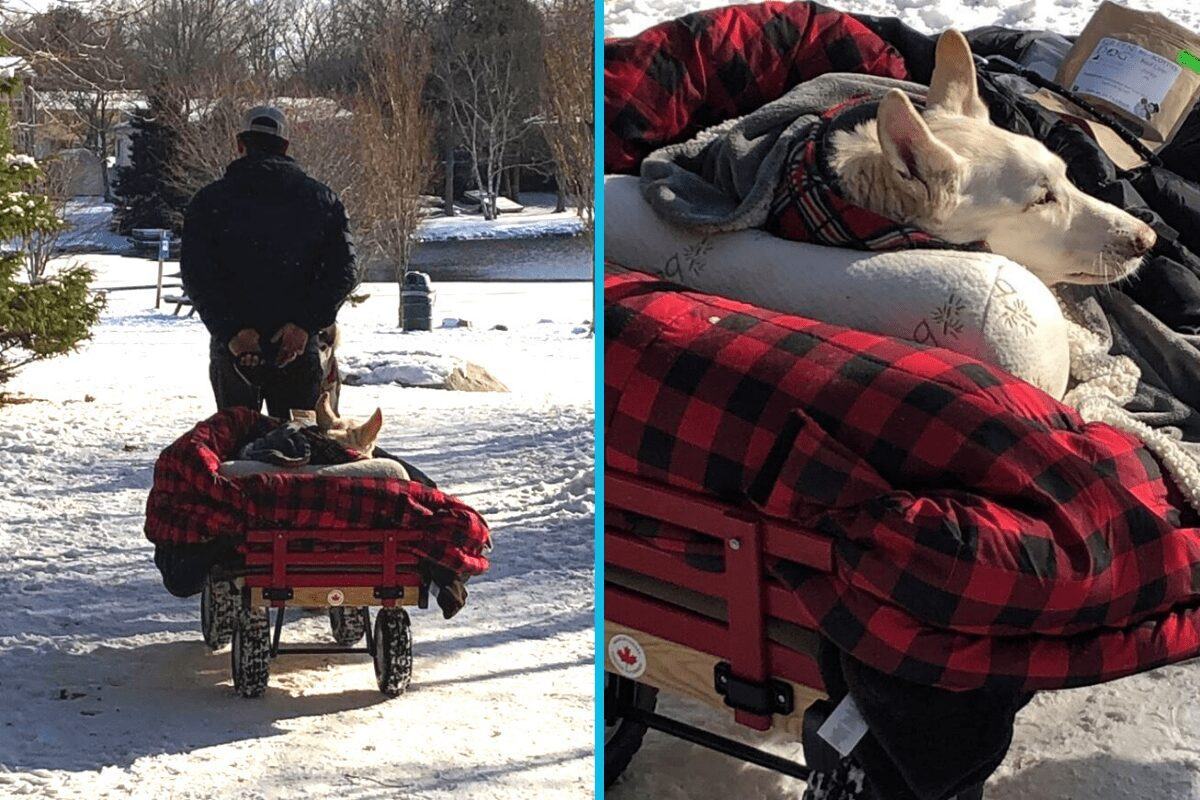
left=241, top=105, right=288, bottom=142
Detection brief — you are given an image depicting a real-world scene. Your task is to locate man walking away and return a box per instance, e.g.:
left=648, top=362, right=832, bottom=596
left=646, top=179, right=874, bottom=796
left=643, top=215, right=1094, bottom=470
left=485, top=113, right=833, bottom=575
left=181, top=105, right=356, bottom=419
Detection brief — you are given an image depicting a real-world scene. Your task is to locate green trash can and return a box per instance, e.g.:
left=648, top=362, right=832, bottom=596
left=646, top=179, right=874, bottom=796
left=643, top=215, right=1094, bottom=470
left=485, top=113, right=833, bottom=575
left=401, top=271, right=434, bottom=331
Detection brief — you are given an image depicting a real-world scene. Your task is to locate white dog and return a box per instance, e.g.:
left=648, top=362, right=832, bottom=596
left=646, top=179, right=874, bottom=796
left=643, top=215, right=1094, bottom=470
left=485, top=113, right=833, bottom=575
left=314, top=391, right=384, bottom=455
left=829, top=29, right=1156, bottom=286
left=217, top=393, right=400, bottom=480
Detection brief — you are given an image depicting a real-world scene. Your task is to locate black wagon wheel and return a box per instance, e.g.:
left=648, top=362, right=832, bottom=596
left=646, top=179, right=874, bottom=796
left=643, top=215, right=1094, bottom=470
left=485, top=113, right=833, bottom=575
left=231, top=606, right=271, bottom=698
left=200, top=573, right=237, bottom=650
left=605, top=672, right=659, bottom=788
left=373, top=607, right=413, bottom=697
left=329, top=606, right=369, bottom=646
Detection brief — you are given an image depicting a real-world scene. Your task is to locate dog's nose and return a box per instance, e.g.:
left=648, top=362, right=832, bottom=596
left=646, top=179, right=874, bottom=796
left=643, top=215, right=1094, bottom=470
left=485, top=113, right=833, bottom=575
left=1131, top=225, right=1157, bottom=256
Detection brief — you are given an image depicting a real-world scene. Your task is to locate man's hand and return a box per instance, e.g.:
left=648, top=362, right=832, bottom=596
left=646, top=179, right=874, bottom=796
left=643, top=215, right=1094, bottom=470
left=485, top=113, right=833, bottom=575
left=272, top=323, right=309, bottom=367
left=227, top=328, right=262, bottom=366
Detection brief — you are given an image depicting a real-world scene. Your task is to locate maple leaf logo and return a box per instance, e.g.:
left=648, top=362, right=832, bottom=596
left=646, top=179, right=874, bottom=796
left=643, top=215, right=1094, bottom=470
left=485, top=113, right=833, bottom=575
left=616, top=646, right=639, bottom=666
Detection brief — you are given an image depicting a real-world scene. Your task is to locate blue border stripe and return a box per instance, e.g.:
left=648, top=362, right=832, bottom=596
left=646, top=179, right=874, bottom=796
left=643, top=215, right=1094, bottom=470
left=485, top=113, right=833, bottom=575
left=593, top=0, right=605, bottom=793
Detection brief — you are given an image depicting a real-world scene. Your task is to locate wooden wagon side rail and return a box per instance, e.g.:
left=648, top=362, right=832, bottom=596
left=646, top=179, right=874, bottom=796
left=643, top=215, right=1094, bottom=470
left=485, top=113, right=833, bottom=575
left=241, top=528, right=428, bottom=609
left=605, top=469, right=833, bottom=730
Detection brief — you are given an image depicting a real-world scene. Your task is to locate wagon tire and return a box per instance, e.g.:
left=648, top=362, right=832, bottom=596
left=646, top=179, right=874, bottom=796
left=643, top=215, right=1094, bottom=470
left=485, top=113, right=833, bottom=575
left=605, top=673, right=658, bottom=787
left=329, top=606, right=368, bottom=646
left=373, top=607, right=412, bottom=697
left=200, top=574, right=237, bottom=650
left=231, top=607, right=271, bottom=698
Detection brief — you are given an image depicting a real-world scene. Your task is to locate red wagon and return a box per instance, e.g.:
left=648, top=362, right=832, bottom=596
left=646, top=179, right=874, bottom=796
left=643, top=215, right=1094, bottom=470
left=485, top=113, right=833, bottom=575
left=604, top=468, right=830, bottom=785
left=146, top=408, right=492, bottom=700
left=202, top=526, right=430, bottom=698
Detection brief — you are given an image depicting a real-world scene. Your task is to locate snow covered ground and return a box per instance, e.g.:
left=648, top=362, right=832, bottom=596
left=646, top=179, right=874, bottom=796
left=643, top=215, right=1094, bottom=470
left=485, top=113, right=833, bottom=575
left=0, top=255, right=595, bottom=799
left=605, top=0, right=1200, bottom=40
left=48, top=192, right=584, bottom=256
left=610, top=662, right=1200, bottom=800
left=56, top=199, right=131, bottom=254
left=605, top=2, right=1200, bottom=799
left=416, top=193, right=585, bottom=243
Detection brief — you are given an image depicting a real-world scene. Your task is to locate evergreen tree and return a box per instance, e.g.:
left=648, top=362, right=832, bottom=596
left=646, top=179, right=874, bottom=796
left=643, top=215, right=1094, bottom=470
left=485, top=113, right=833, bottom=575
left=0, top=61, right=104, bottom=389
left=114, top=93, right=187, bottom=235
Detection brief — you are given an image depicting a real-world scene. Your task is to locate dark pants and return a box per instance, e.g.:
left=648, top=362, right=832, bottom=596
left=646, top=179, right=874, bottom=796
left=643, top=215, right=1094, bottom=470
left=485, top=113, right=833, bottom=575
left=209, top=337, right=322, bottom=419
left=804, top=639, right=1028, bottom=800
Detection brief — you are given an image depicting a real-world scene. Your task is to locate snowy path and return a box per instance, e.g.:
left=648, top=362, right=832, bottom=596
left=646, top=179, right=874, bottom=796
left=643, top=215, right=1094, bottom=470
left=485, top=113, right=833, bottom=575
left=609, top=661, right=1200, bottom=800
left=0, top=256, right=594, bottom=799
left=605, top=2, right=1200, bottom=798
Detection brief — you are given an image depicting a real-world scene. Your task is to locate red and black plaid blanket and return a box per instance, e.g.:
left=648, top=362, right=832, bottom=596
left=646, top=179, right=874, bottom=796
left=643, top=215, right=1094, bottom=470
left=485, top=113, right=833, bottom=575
left=604, top=1, right=908, bottom=174
left=608, top=270, right=1200, bottom=691
left=607, top=1, right=1200, bottom=690
left=144, top=408, right=491, bottom=577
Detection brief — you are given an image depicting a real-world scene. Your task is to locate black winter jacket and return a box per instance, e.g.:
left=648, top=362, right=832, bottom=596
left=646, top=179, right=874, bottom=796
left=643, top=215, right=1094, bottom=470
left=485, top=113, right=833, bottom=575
left=181, top=154, right=357, bottom=344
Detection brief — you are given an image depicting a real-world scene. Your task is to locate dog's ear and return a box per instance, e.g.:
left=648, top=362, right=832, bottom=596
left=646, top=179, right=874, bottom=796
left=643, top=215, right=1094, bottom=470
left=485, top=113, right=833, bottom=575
left=356, top=408, right=383, bottom=447
left=927, top=29, right=988, bottom=120
left=315, top=391, right=337, bottom=429
left=877, top=90, right=960, bottom=190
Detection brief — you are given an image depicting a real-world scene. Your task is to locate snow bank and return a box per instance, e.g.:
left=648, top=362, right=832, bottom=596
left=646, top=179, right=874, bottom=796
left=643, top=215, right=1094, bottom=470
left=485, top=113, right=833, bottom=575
left=340, top=351, right=511, bottom=392
left=56, top=198, right=131, bottom=254
left=341, top=352, right=462, bottom=387
left=417, top=192, right=585, bottom=242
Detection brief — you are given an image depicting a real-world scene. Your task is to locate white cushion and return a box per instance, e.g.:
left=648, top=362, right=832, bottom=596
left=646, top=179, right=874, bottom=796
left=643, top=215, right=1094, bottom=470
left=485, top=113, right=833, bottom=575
left=218, top=458, right=410, bottom=480
left=605, top=175, right=1070, bottom=399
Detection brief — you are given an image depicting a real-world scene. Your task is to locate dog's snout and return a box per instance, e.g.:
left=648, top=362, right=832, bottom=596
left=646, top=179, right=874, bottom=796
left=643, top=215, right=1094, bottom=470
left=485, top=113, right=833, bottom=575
left=1130, top=224, right=1156, bottom=256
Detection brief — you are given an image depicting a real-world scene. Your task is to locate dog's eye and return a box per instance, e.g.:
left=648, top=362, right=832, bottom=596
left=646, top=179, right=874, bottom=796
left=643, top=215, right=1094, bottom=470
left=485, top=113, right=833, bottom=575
left=1033, top=189, right=1057, bottom=207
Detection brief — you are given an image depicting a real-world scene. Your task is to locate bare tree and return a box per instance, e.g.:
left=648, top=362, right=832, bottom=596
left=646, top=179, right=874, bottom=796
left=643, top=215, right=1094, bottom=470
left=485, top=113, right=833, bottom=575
left=289, top=108, right=357, bottom=200
left=0, top=0, right=591, bottom=289
left=166, top=71, right=357, bottom=205
left=279, top=0, right=438, bottom=93
left=164, top=71, right=271, bottom=197
left=351, top=32, right=434, bottom=324
left=1, top=3, right=134, bottom=195
left=125, top=0, right=282, bottom=105
left=435, top=0, right=544, bottom=220
left=279, top=0, right=358, bottom=90
left=20, top=151, right=71, bottom=282
left=541, top=0, right=592, bottom=230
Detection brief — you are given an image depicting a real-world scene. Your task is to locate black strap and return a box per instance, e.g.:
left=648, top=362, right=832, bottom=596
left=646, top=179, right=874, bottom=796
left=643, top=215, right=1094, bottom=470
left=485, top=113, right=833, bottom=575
left=981, top=55, right=1162, bottom=166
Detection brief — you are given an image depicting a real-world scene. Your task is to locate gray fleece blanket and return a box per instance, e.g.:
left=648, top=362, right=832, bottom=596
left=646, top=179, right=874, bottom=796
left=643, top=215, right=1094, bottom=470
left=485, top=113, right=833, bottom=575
left=640, top=70, right=1200, bottom=508
left=640, top=73, right=920, bottom=232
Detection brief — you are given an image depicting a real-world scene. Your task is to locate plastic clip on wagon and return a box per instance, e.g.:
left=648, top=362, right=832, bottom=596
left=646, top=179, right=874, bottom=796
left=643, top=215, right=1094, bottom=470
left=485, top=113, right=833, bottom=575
left=201, top=525, right=429, bottom=698
left=604, top=469, right=831, bottom=786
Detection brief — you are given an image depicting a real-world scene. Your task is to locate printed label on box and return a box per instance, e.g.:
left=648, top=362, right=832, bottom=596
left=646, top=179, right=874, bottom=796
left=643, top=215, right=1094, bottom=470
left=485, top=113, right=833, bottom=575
left=1072, top=37, right=1181, bottom=121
